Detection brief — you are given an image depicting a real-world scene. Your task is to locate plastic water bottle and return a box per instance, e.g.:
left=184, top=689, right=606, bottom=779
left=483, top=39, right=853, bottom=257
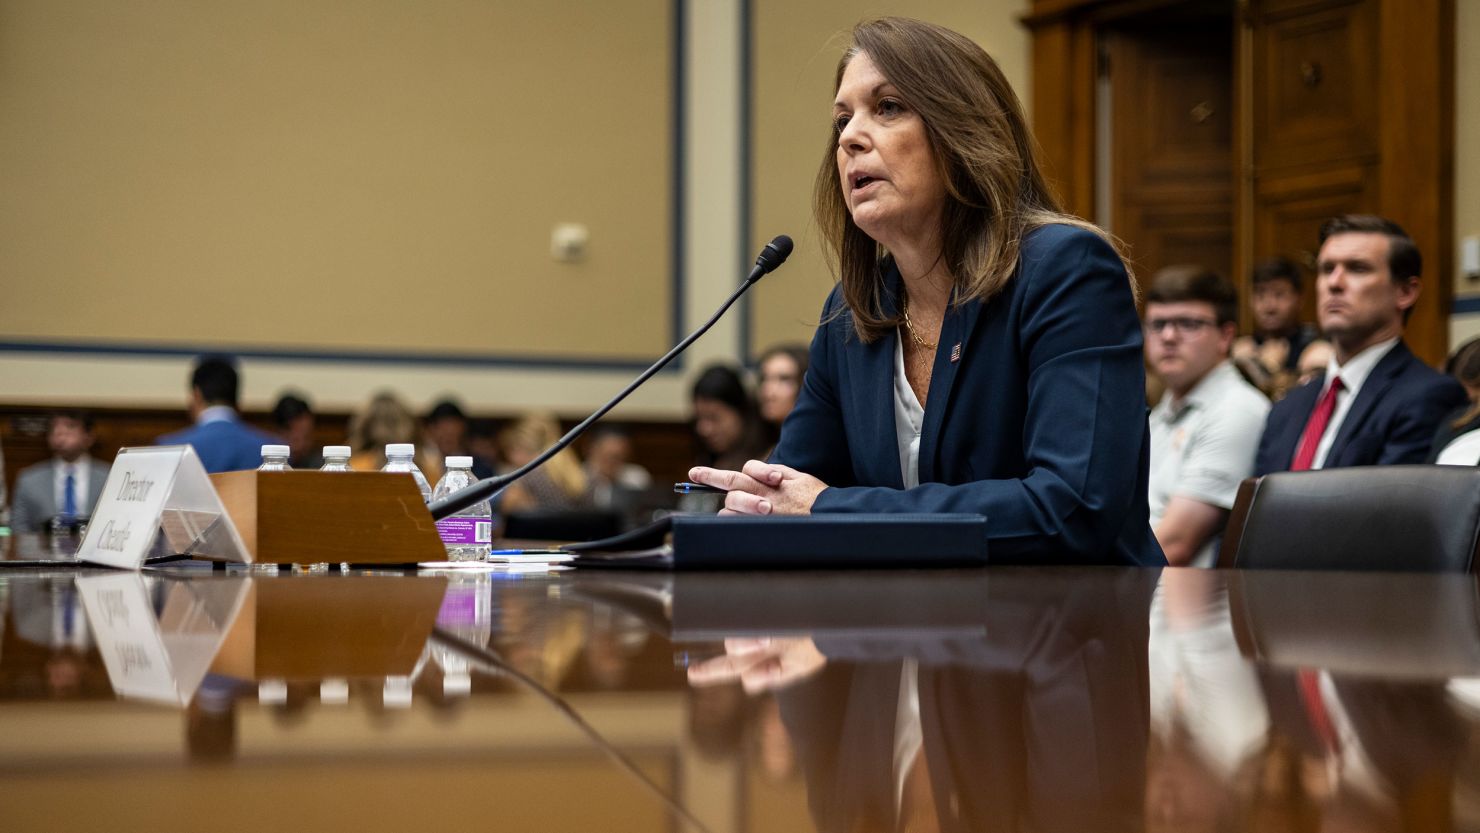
left=252, top=445, right=295, bottom=573
left=258, top=445, right=292, bottom=471
left=432, top=456, right=492, bottom=561
left=320, top=446, right=354, bottom=573
left=320, top=446, right=352, bottom=472
left=382, top=443, right=432, bottom=503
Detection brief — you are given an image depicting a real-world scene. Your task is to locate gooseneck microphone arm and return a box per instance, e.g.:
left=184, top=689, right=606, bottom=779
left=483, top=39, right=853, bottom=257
left=428, top=235, right=793, bottom=521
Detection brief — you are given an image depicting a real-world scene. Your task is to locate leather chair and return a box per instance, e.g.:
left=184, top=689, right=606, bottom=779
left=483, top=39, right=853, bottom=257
left=1218, top=465, right=1480, bottom=572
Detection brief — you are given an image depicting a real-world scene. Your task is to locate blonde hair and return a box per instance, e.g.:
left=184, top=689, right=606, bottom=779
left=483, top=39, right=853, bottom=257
left=815, top=17, right=1130, bottom=343
left=500, top=413, right=587, bottom=499
left=347, top=391, right=435, bottom=472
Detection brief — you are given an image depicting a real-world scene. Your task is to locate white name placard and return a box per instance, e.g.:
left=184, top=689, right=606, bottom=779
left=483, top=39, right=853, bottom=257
left=78, top=445, right=249, bottom=569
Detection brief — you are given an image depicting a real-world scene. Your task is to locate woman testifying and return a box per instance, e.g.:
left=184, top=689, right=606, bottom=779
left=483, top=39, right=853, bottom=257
left=689, top=18, right=1164, bottom=566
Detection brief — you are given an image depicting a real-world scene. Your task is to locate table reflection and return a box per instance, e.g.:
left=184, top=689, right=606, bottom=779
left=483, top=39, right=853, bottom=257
left=2, top=566, right=1480, bottom=832
left=681, top=570, right=1157, bottom=833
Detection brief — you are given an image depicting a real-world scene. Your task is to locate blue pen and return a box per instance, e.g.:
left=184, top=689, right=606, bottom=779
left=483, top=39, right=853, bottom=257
left=674, top=482, right=726, bottom=495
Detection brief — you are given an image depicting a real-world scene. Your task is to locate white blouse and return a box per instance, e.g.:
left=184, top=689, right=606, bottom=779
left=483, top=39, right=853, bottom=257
left=893, top=336, right=925, bottom=489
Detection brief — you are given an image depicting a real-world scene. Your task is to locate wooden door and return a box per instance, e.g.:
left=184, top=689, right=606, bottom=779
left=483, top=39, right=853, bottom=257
left=1025, top=0, right=1453, bottom=364
left=1107, top=20, right=1235, bottom=294
left=1243, top=0, right=1452, bottom=365
left=1247, top=0, right=1381, bottom=327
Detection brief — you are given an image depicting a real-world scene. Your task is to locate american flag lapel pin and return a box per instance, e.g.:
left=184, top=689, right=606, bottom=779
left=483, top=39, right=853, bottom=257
left=949, top=343, right=962, bottom=363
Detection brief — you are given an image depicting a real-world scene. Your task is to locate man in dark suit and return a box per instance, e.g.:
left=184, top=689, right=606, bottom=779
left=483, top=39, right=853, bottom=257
left=1255, top=216, right=1465, bottom=474
left=157, top=355, right=279, bottom=474
left=10, top=411, right=112, bottom=533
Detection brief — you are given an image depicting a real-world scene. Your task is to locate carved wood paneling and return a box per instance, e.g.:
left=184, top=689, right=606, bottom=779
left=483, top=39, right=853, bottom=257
left=1028, top=0, right=1453, bottom=364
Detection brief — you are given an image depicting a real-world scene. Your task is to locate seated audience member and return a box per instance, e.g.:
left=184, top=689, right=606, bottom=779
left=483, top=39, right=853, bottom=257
left=10, top=411, right=113, bottom=533
left=1144, top=267, right=1270, bottom=567
left=423, top=399, right=494, bottom=479
left=755, top=343, right=810, bottom=447
left=271, top=392, right=322, bottom=470
left=690, top=364, right=770, bottom=472
left=1255, top=216, right=1467, bottom=474
left=1, top=445, right=9, bottom=528
left=497, top=413, right=591, bottom=512
left=583, top=426, right=653, bottom=525
left=158, top=355, right=278, bottom=473
left=1294, top=339, right=1332, bottom=387
left=1231, top=258, right=1319, bottom=399
left=1429, top=337, right=1480, bottom=462
left=347, top=391, right=441, bottom=478
left=467, top=418, right=500, bottom=474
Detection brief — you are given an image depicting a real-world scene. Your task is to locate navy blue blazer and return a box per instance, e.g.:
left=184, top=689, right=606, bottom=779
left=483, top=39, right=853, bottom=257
left=1254, top=340, right=1466, bottom=475
left=772, top=224, right=1165, bottom=566
left=158, top=414, right=280, bottom=474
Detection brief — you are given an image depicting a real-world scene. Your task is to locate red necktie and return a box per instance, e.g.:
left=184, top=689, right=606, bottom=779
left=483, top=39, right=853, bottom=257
left=1297, top=669, right=1341, bottom=754
left=1291, top=376, right=1343, bottom=471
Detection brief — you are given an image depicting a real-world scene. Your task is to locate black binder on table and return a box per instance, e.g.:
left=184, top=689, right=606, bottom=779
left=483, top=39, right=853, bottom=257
left=561, top=513, right=989, bottom=570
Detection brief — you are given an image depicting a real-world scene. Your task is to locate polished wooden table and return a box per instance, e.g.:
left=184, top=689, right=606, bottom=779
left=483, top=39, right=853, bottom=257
left=2, top=554, right=1477, bottom=832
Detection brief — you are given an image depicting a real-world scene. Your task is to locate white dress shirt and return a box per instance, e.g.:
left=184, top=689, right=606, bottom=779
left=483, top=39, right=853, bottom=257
left=1311, top=337, right=1399, bottom=469
left=197, top=404, right=238, bottom=425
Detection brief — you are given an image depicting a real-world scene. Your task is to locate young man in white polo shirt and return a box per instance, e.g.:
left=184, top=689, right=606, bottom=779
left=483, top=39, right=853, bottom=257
left=1145, top=267, right=1271, bottom=567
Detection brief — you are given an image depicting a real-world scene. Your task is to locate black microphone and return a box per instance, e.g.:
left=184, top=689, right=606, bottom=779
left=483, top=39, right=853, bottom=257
left=428, top=235, right=794, bottom=521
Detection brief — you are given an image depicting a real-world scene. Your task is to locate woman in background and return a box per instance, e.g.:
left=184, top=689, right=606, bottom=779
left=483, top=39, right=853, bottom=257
left=755, top=343, right=810, bottom=445
left=690, top=364, right=770, bottom=472
left=1428, top=337, right=1480, bottom=462
left=497, top=412, right=591, bottom=512
left=347, top=391, right=441, bottom=480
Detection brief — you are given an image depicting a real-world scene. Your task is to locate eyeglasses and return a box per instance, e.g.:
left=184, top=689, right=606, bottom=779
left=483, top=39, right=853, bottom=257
left=1143, top=317, right=1220, bottom=336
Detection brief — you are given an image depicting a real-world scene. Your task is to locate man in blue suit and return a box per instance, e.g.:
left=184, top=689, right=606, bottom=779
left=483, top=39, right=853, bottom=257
left=1255, top=216, right=1465, bottom=475
left=157, top=356, right=279, bottom=473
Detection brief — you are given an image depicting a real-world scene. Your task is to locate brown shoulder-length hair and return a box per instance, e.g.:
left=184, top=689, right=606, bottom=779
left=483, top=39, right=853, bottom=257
left=1447, top=337, right=1480, bottom=430
left=814, top=17, right=1129, bottom=343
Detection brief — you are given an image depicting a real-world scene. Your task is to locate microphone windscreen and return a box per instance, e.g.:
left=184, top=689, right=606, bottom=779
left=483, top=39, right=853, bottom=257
left=755, top=235, right=794, bottom=274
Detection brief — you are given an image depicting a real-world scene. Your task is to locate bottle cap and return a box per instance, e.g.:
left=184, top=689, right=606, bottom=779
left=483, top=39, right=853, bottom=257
left=446, top=456, right=473, bottom=468
left=385, top=443, right=415, bottom=456
left=261, top=444, right=290, bottom=456
left=323, top=445, right=351, bottom=457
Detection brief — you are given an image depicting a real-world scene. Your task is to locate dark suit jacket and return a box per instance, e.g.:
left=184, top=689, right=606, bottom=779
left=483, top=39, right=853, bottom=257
left=1254, top=340, right=1466, bottom=475
left=772, top=224, right=1164, bottom=566
left=9, top=457, right=112, bottom=533
left=158, top=414, right=279, bottom=474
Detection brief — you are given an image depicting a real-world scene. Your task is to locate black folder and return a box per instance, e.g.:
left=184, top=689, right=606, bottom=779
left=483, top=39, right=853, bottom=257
left=561, top=513, right=989, bottom=570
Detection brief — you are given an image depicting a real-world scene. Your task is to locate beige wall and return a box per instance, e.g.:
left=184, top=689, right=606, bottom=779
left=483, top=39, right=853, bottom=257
left=2, top=0, right=1472, bottom=413
left=0, top=0, right=1031, bottom=416
left=748, top=0, right=1030, bottom=356
left=1450, top=0, right=1480, bottom=347
left=0, top=0, right=671, bottom=359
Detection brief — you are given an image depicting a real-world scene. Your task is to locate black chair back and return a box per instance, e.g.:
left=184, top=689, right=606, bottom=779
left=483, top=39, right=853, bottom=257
left=1220, top=465, right=1480, bottom=572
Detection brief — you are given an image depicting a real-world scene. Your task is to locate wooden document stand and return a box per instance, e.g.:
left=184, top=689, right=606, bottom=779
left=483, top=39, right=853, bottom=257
left=210, top=471, right=447, bottom=565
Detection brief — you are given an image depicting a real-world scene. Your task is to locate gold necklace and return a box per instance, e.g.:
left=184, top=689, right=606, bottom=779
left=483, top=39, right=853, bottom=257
left=901, top=295, right=937, bottom=350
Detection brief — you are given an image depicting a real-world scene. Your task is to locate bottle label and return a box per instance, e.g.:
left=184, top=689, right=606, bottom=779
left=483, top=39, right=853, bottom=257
left=436, top=517, right=492, bottom=546
left=437, top=586, right=479, bottom=626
